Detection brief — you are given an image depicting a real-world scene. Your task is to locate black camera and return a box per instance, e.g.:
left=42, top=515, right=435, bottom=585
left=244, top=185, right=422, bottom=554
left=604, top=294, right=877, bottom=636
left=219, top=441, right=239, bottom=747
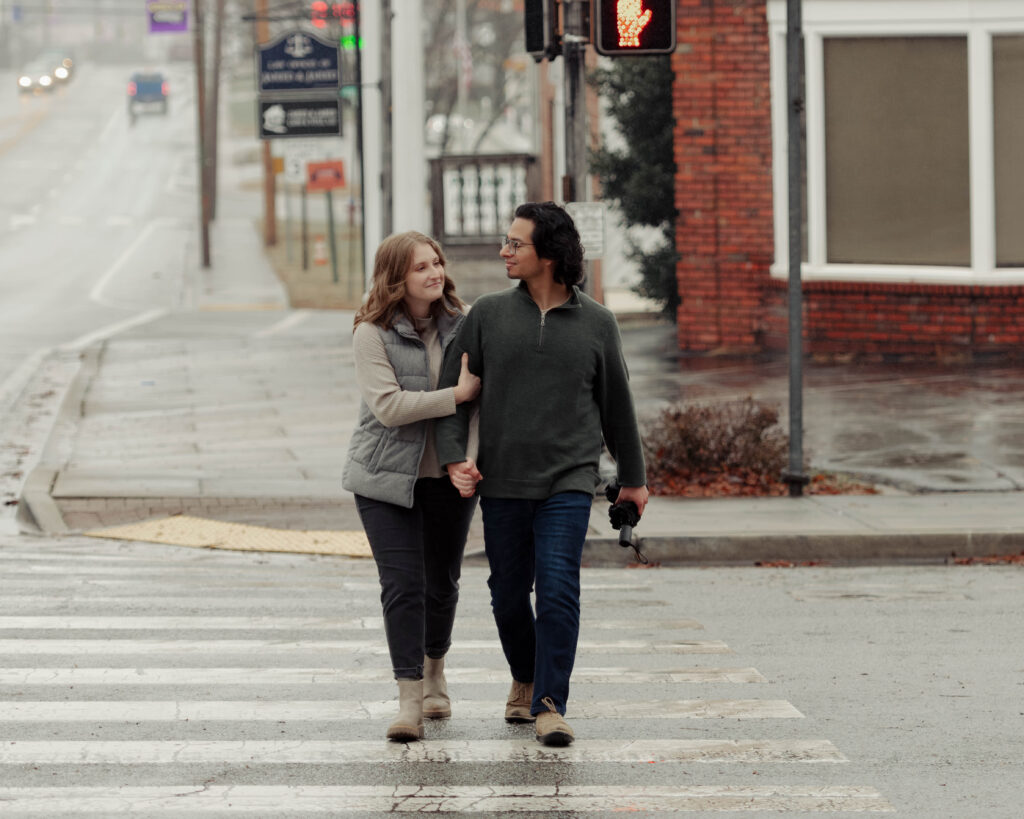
left=604, top=482, right=645, bottom=563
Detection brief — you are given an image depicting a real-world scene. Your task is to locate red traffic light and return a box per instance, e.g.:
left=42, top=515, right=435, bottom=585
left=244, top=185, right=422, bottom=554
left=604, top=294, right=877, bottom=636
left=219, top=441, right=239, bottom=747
left=594, top=0, right=676, bottom=56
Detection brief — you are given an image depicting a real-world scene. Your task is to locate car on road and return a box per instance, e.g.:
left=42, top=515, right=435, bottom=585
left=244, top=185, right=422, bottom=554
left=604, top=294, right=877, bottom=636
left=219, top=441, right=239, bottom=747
left=40, top=48, right=76, bottom=83
left=127, top=71, right=169, bottom=121
left=17, top=60, right=57, bottom=94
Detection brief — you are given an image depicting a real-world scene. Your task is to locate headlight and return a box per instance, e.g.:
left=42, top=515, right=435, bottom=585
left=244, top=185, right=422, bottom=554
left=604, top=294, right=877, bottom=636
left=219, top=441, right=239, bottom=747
left=55, top=67, right=68, bottom=79
left=39, top=76, right=52, bottom=87
left=18, top=76, right=31, bottom=87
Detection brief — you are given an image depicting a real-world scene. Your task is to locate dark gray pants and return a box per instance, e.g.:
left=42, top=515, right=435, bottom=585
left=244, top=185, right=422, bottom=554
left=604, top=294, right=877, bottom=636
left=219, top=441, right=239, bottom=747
left=355, top=478, right=478, bottom=680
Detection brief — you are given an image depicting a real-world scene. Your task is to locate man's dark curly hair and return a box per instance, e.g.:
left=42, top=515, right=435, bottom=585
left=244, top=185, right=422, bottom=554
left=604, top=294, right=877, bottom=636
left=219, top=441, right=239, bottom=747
left=514, top=201, right=585, bottom=287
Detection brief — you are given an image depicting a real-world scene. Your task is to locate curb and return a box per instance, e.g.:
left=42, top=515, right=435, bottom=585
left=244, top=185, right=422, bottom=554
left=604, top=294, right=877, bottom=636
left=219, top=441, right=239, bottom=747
left=570, top=532, right=1024, bottom=567
left=16, top=346, right=100, bottom=535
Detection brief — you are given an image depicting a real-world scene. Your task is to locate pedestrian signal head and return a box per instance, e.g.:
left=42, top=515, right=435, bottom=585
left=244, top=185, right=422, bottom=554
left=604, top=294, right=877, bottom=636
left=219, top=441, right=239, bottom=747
left=594, top=0, right=677, bottom=56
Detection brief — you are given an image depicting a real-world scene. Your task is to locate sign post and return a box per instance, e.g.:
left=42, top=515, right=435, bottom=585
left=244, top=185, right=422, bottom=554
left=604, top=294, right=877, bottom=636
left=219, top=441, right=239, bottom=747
left=306, top=160, right=347, bottom=284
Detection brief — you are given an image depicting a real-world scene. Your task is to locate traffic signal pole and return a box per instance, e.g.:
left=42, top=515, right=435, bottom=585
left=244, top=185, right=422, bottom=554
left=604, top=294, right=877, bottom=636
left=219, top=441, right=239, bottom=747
left=561, top=0, right=588, bottom=205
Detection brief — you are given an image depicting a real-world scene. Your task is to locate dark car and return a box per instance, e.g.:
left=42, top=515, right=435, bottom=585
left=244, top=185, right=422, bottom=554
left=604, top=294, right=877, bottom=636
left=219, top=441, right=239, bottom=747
left=127, top=71, right=169, bottom=121
left=17, top=60, right=57, bottom=94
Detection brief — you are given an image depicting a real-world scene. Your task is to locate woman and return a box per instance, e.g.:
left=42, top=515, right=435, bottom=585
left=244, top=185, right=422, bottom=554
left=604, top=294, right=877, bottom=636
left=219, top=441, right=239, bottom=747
left=342, top=231, right=480, bottom=742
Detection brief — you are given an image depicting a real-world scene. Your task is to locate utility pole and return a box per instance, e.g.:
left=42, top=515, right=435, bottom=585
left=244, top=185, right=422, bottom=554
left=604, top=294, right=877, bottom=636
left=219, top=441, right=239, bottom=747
left=783, top=0, right=809, bottom=497
left=379, top=0, right=392, bottom=238
left=208, top=0, right=225, bottom=220
left=193, top=0, right=211, bottom=267
left=256, top=0, right=277, bottom=246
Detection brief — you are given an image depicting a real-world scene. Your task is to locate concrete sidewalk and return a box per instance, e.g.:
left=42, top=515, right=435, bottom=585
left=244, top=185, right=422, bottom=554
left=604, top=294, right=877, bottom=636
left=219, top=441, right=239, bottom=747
left=13, top=308, right=1024, bottom=564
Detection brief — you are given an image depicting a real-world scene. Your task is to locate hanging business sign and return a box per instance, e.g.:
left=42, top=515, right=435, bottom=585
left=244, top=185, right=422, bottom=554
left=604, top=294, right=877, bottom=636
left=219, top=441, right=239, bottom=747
left=147, top=0, right=188, bottom=33
left=259, top=99, right=342, bottom=139
left=257, top=31, right=340, bottom=94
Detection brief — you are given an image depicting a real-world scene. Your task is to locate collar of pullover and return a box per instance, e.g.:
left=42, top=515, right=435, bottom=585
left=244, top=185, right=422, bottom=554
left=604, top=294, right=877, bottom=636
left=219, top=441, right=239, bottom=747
left=516, top=281, right=582, bottom=313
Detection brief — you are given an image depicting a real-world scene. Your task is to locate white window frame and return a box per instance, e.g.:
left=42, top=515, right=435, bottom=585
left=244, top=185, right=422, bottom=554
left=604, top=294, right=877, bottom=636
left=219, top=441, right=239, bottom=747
left=767, top=0, right=1024, bottom=284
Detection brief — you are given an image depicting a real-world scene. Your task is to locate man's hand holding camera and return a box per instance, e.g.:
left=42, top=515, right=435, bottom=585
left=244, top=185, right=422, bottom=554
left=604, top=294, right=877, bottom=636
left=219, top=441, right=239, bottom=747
left=614, top=484, right=649, bottom=517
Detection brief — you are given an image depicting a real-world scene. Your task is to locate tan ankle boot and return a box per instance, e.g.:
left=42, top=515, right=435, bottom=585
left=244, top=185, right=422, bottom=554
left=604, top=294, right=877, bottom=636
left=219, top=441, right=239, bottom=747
left=386, top=679, right=425, bottom=742
left=505, top=679, right=535, bottom=723
left=423, top=656, right=451, bottom=719
left=535, top=696, right=574, bottom=746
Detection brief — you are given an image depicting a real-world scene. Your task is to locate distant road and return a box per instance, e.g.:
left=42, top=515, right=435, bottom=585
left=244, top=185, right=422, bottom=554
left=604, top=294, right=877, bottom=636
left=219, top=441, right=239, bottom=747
left=0, top=62, right=198, bottom=390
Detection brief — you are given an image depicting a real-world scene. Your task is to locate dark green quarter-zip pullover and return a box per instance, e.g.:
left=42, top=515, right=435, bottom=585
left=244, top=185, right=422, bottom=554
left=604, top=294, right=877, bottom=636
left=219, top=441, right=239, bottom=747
left=435, top=282, right=646, bottom=499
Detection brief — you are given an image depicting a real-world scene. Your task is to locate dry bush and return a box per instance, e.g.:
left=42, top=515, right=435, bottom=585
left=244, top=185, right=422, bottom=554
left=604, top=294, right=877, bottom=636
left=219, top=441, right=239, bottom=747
left=642, top=397, right=878, bottom=497
left=643, top=398, right=790, bottom=496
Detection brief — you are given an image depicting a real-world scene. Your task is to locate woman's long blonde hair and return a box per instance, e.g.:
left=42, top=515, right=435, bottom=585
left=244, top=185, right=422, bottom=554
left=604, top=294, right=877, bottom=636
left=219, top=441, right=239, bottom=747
left=353, top=231, right=464, bottom=329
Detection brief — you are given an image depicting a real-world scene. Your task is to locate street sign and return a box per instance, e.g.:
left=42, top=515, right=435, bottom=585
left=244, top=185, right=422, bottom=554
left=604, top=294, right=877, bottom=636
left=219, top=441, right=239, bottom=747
left=278, top=139, right=342, bottom=183
left=566, top=202, right=606, bottom=259
left=257, top=31, right=340, bottom=94
left=259, top=99, right=342, bottom=140
left=307, top=160, right=346, bottom=191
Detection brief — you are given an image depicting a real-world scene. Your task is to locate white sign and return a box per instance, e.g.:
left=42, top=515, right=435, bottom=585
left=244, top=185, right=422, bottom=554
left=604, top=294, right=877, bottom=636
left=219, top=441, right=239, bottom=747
left=277, top=138, right=344, bottom=184
left=566, top=202, right=605, bottom=259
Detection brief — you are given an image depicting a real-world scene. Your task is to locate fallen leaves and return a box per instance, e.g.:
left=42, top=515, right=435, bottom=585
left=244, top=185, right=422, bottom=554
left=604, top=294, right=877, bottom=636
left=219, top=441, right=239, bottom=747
left=648, top=469, right=878, bottom=498
left=952, top=553, right=1024, bottom=565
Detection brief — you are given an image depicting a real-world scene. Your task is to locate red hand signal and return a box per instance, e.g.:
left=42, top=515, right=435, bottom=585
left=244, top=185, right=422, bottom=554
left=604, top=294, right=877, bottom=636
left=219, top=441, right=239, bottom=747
left=616, top=0, right=653, bottom=47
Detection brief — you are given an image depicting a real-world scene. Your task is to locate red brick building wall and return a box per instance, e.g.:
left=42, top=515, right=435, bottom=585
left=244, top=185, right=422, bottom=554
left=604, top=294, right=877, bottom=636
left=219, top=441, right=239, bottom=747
left=672, top=0, right=1024, bottom=361
left=674, top=0, right=774, bottom=353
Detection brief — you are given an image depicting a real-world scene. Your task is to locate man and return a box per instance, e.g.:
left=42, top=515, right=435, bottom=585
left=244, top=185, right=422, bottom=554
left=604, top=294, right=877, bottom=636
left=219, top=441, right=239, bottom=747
left=435, top=201, right=649, bottom=746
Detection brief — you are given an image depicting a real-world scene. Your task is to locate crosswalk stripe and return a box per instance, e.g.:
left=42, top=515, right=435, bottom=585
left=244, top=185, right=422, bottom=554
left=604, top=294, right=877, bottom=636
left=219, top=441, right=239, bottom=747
left=0, top=615, right=703, bottom=630
left=0, top=615, right=388, bottom=630
left=0, top=785, right=896, bottom=812
left=0, top=739, right=846, bottom=764
left=1, top=571, right=651, bottom=591
left=2, top=578, right=375, bottom=590
left=0, top=699, right=803, bottom=721
left=0, top=638, right=730, bottom=655
left=2, top=568, right=383, bottom=585
left=0, top=666, right=768, bottom=684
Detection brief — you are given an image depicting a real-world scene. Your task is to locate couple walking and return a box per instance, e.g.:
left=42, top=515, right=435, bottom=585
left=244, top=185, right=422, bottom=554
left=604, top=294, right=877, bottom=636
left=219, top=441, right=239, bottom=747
left=342, top=201, right=649, bottom=746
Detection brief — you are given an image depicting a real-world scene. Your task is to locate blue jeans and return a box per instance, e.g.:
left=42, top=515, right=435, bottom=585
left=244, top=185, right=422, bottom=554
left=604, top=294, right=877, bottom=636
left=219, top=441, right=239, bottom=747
left=480, top=491, right=592, bottom=716
left=356, top=478, right=478, bottom=680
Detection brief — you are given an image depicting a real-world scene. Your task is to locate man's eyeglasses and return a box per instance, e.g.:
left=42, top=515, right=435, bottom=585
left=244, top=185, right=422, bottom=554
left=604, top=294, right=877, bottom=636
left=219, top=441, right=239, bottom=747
left=501, top=236, right=534, bottom=254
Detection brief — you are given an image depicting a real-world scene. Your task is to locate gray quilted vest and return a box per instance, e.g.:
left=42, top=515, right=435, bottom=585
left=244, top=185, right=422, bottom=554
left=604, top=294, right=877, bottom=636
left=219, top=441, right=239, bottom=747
left=342, top=307, right=464, bottom=508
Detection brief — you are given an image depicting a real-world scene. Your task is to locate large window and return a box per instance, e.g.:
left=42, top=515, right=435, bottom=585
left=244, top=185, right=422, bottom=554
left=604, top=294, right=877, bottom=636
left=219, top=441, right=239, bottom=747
left=769, top=1, right=1024, bottom=283
left=994, top=35, right=1024, bottom=267
left=824, top=37, right=969, bottom=266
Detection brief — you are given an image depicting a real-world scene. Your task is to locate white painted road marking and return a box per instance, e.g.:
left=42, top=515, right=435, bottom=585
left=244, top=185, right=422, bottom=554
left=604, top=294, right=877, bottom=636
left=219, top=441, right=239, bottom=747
left=0, top=784, right=896, bottom=813
left=0, top=638, right=731, bottom=655
left=0, top=739, right=846, bottom=764
left=0, top=698, right=803, bottom=721
left=0, top=666, right=768, bottom=684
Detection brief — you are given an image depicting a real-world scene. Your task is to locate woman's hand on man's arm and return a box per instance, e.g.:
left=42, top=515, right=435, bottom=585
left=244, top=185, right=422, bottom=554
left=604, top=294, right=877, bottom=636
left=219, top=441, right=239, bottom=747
left=452, top=352, right=480, bottom=404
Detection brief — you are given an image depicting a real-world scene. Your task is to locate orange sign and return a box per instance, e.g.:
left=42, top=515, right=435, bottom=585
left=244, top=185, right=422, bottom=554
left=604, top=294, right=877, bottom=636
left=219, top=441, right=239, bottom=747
left=306, top=160, right=346, bottom=191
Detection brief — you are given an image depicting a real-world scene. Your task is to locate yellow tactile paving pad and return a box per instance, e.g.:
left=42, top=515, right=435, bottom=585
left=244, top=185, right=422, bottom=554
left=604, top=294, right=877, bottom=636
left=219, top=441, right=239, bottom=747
left=85, top=515, right=371, bottom=558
